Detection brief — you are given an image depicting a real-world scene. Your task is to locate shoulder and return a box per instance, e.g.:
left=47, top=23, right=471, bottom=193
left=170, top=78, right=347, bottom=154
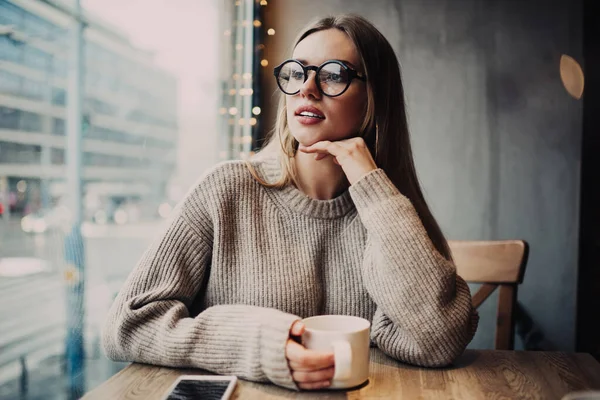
left=186, top=160, right=257, bottom=202
left=176, top=159, right=269, bottom=220
left=197, top=159, right=256, bottom=189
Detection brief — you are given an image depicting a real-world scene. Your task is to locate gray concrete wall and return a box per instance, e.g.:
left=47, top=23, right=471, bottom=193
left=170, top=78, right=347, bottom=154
left=262, top=0, right=582, bottom=350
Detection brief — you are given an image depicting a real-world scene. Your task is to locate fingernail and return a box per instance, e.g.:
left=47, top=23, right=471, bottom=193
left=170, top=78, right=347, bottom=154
left=324, top=381, right=331, bottom=387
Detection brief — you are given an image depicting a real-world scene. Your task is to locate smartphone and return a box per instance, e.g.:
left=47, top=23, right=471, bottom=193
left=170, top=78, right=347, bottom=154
left=163, top=375, right=238, bottom=400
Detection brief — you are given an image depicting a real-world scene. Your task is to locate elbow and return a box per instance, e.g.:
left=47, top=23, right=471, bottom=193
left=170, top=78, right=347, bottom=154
left=101, top=323, right=124, bottom=362
left=101, top=311, right=133, bottom=362
left=375, top=308, right=478, bottom=369
left=415, top=308, right=479, bottom=368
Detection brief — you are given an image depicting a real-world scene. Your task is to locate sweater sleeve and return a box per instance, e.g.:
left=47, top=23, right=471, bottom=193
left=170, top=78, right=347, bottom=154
left=349, top=169, right=478, bottom=367
left=101, top=195, right=300, bottom=389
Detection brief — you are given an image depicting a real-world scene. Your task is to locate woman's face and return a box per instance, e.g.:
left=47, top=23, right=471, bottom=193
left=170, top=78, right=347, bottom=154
left=286, top=29, right=368, bottom=147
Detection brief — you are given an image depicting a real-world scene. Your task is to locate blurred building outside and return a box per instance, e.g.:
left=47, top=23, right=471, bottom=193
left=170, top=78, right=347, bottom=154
left=0, top=0, right=179, bottom=229
left=0, top=0, right=223, bottom=398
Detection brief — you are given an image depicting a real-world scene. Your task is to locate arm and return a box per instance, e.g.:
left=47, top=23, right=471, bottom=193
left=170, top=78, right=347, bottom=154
left=350, top=169, right=478, bottom=367
left=101, top=198, right=299, bottom=389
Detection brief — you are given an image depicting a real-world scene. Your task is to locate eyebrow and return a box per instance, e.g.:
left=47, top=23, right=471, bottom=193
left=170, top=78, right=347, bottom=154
left=295, top=58, right=358, bottom=69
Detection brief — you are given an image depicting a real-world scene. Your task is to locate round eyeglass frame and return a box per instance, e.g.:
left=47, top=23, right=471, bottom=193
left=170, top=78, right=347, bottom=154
left=273, top=59, right=367, bottom=98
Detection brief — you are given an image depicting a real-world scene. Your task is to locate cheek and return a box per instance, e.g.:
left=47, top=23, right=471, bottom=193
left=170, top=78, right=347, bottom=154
left=329, top=96, right=366, bottom=133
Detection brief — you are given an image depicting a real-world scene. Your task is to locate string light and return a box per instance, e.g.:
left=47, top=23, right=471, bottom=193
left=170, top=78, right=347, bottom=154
left=220, top=8, right=268, bottom=160
left=242, top=135, right=252, bottom=144
left=260, top=0, right=267, bottom=5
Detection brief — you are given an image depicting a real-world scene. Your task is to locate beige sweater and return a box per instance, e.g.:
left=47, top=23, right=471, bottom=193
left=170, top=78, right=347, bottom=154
left=101, top=157, right=478, bottom=390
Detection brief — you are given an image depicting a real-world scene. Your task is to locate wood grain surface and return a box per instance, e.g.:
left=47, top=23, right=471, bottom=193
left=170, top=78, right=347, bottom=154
left=82, top=349, right=600, bottom=399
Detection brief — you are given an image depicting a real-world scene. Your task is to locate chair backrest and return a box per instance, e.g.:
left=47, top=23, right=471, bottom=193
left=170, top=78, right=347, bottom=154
left=448, top=240, right=529, bottom=350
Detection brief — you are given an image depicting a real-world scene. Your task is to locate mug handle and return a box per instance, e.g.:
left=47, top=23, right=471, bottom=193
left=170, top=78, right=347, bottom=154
left=332, top=340, right=352, bottom=381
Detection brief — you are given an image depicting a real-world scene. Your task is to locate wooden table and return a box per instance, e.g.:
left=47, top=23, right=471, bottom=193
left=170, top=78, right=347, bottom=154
left=83, top=349, right=600, bottom=399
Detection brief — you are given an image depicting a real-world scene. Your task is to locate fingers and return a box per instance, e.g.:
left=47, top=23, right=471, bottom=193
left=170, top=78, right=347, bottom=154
left=292, top=366, right=335, bottom=383
left=297, top=380, right=331, bottom=390
left=299, top=137, right=366, bottom=154
left=290, top=321, right=305, bottom=337
left=286, top=340, right=335, bottom=371
left=298, top=141, right=342, bottom=157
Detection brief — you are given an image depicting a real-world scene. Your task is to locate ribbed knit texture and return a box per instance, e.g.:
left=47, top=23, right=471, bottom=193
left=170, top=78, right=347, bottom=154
left=102, top=157, right=478, bottom=390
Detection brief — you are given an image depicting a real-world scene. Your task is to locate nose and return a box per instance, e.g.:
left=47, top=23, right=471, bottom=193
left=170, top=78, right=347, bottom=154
left=299, top=70, right=321, bottom=100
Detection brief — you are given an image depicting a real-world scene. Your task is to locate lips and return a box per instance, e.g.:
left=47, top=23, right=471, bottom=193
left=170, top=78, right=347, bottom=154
left=295, top=105, right=325, bottom=119
left=294, top=105, right=325, bottom=126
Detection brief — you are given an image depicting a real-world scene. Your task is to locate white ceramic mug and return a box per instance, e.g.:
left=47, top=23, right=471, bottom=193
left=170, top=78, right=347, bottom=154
left=301, top=315, right=371, bottom=389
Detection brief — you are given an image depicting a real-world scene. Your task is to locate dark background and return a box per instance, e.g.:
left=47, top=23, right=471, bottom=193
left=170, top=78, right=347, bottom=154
left=260, top=0, right=597, bottom=356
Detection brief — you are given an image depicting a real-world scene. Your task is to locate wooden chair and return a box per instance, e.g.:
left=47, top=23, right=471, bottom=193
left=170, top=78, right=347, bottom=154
left=448, top=240, right=529, bottom=350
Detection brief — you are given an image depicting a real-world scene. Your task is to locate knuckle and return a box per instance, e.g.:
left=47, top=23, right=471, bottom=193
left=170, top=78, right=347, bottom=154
left=292, top=371, right=307, bottom=382
left=298, top=353, right=310, bottom=365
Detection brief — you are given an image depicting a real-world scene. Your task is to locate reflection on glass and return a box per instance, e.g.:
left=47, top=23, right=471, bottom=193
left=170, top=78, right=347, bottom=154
left=0, top=0, right=219, bottom=398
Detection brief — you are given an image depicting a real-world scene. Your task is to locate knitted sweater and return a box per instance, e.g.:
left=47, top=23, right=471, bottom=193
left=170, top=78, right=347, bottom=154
left=101, top=157, right=478, bottom=390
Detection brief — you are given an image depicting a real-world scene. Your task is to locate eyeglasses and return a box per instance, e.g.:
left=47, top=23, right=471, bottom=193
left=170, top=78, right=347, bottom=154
left=273, top=59, right=366, bottom=98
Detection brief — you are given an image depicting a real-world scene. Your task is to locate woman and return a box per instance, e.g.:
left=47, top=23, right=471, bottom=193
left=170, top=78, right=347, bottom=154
left=102, top=14, right=478, bottom=391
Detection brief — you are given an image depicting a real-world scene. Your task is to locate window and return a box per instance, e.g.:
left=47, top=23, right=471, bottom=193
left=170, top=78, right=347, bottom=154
left=51, top=147, right=64, bottom=164
left=0, top=2, right=219, bottom=399
left=21, top=77, right=47, bottom=101
left=0, top=35, right=23, bottom=63
left=0, top=106, right=20, bottom=130
left=52, top=87, right=66, bottom=106
left=23, top=45, right=50, bottom=71
left=85, top=98, right=116, bottom=116
left=20, top=111, right=42, bottom=132
left=83, top=152, right=147, bottom=168
left=52, top=118, right=65, bottom=135
left=0, top=141, right=41, bottom=163
left=0, top=70, right=22, bottom=95
left=0, top=0, right=24, bottom=29
left=23, top=11, right=54, bottom=41
left=51, top=57, right=67, bottom=77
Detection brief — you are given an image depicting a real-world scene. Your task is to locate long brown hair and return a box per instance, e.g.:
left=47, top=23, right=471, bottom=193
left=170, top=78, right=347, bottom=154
left=247, top=14, right=452, bottom=260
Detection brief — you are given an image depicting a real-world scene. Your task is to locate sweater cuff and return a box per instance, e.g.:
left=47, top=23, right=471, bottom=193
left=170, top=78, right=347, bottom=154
left=259, top=310, right=301, bottom=390
left=349, top=168, right=402, bottom=211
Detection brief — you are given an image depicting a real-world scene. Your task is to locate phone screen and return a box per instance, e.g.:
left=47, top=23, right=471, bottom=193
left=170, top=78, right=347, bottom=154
left=166, top=379, right=233, bottom=400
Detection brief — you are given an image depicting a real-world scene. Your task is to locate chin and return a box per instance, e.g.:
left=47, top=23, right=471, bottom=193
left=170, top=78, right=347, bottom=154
left=289, top=125, right=324, bottom=146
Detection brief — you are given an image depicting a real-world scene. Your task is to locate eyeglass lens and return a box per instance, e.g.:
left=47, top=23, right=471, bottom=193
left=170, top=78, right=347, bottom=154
left=277, top=61, right=350, bottom=96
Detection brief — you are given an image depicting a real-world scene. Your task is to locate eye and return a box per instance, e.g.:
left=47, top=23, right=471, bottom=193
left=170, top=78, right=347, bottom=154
left=291, top=71, right=304, bottom=80
left=325, top=73, right=342, bottom=82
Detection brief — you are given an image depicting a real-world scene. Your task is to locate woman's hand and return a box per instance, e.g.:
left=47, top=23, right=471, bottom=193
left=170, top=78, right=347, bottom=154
left=298, top=137, right=378, bottom=185
left=286, top=321, right=335, bottom=390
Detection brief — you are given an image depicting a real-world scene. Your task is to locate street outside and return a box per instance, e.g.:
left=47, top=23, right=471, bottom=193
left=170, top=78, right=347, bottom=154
left=0, top=217, right=168, bottom=399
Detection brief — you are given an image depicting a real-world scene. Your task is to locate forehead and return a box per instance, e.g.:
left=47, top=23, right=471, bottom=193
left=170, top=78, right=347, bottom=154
left=292, top=29, right=360, bottom=68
